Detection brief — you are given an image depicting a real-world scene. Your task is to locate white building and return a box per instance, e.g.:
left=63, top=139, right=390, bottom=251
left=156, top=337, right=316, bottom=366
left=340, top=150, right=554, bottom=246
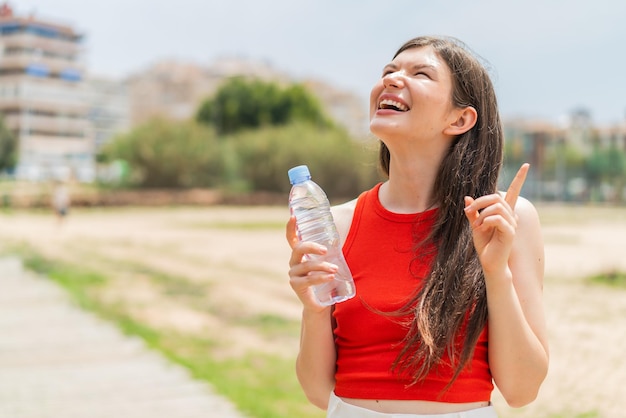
left=0, top=3, right=94, bottom=181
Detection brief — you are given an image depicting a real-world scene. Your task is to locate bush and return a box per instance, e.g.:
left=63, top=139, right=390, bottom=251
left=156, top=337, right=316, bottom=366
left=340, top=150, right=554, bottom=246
left=100, top=119, right=225, bottom=188
left=229, top=122, right=380, bottom=200
left=100, top=117, right=381, bottom=200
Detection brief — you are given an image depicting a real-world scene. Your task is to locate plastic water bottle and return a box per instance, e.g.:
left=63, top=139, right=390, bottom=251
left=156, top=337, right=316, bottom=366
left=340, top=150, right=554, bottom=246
left=288, top=165, right=356, bottom=306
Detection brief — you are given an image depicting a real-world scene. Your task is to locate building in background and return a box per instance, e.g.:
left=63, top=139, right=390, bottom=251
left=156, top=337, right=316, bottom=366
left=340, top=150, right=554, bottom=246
left=85, top=76, right=130, bottom=153
left=126, top=60, right=218, bottom=127
left=0, top=3, right=94, bottom=181
left=503, top=112, right=626, bottom=203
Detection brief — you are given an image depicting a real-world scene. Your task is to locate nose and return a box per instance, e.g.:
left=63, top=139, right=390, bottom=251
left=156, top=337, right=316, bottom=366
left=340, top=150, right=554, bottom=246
left=382, top=70, right=405, bottom=89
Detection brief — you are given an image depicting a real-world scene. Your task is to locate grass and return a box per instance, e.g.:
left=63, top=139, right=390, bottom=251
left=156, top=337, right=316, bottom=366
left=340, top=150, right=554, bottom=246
left=11, top=245, right=617, bottom=418
left=10, top=245, right=324, bottom=418
left=537, top=203, right=626, bottom=226
left=238, top=313, right=300, bottom=336
left=180, top=220, right=286, bottom=230
left=6, top=204, right=622, bottom=418
left=587, top=270, right=626, bottom=288
left=21, top=247, right=108, bottom=310
left=547, top=411, right=600, bottom=418
left=88, top=256, right=302, bottom=339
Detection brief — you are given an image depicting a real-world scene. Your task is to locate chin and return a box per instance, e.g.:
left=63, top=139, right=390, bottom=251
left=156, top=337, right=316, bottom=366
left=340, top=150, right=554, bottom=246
left=370, top=120, right=402, bottom=139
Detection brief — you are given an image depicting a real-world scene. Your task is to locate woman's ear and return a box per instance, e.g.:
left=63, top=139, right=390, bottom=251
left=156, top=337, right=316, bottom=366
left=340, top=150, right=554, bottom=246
left=443, top=106, right=478, bottom=136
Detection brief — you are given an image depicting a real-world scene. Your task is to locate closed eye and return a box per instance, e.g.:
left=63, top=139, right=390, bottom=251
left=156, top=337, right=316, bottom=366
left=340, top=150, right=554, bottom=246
left=411, top=63, right=437, bottom=79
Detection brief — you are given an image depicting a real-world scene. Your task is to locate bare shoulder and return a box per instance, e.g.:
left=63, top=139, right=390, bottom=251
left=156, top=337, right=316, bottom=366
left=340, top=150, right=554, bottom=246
left=499, top=192, right=541, bottom=227
left=501, top=193, right=545, bottom=285
left=331, top=199, right=358, bottom=245
left=515, top=196, right=541, bottom=225
left=499, top=191, right=543, bottom=259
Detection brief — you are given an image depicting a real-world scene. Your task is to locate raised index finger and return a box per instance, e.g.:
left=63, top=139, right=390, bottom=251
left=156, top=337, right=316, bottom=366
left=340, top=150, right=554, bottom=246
left=505, top=163, right=530, bottom=209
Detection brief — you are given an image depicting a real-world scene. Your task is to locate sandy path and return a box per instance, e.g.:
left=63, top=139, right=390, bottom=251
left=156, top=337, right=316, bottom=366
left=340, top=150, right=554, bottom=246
left=0, top=256, right=245, bottom=418
left=1, top=205, right=625, bottom=417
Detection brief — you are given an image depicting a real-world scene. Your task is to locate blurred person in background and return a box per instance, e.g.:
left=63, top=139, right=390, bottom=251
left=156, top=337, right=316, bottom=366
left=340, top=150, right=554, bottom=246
left=52, top=180, right=70, bottom=225
left=287, top=35, right=548, bottom=418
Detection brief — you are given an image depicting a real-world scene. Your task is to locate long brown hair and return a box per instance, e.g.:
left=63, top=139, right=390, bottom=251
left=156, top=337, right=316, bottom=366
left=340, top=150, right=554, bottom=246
left=378, top=36, right=503, bottom=389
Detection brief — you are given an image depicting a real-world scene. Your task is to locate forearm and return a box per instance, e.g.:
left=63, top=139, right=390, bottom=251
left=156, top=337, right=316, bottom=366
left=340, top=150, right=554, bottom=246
left=296, top=308, right=337, bottom=409
left=486, top=269, right=549, bottom=407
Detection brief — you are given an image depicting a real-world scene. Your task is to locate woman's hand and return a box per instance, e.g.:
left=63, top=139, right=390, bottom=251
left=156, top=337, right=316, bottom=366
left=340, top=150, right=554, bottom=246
left=286, top=216, right=337, bottom=312
left=463, top=163, right=529, bottom=276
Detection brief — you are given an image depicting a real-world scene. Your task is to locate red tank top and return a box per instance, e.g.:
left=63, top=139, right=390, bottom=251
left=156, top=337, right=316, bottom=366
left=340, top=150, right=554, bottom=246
left=333, top=183, right=493, bottom=403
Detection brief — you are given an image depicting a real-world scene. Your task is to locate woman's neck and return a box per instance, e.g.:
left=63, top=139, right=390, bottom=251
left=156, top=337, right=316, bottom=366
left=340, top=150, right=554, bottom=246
left=379, top=152, right=441, bottom=214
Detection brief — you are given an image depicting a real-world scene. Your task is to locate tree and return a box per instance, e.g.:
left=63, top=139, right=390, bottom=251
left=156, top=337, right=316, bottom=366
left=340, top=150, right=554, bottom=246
left=196, top=77, right=333, bottom=134
left=280, top=84, right=332, bottom=127
left=602, top=144, right=626, bottom=203
left=0, top=116, right=17, bottom=172
left=585, top=140, right=626, bottom=202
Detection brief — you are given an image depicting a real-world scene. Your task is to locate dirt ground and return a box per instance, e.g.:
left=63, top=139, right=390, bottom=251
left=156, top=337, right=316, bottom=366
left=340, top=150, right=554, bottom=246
left=1, top=204, right=625, bottom=418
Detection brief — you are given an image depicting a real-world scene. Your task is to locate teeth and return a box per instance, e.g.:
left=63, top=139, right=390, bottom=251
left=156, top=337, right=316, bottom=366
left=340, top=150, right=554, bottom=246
left=379, top=99, right=408, bottom=111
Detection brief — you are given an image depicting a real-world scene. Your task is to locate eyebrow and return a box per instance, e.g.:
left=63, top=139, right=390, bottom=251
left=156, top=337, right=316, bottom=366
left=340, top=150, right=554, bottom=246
left=383, top=63, right=438, bottom=72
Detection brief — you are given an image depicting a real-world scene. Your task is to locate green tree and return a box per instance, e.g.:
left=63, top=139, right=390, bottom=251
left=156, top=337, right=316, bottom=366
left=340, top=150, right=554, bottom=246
left=585, top=140, right=626, bottom=202
left=196, top=77, right=333, bottom=134
left=0, top=116, right=17, bottom=172
left=585, top=143, right=605, bottom=201
left=100, top=118, right=224, bottom=188
left=601, top=144, right=626, bottom=203
left=280, top=84, right=331, bottom=127
left=535, top=139, right=586, bottom=201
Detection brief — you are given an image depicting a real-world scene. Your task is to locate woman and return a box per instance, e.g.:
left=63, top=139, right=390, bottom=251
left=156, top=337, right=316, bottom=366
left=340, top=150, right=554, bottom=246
left=287, top=36, right=548, bottom=417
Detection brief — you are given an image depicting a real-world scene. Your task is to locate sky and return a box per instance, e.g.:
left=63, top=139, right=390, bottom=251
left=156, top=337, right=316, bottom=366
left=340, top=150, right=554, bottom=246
left=11, top=0, right=626, bottom=126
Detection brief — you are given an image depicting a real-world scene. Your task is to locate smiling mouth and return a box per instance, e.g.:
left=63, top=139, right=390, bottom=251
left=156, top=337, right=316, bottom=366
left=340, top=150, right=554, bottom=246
left=378, top=99, right=409, bottom=112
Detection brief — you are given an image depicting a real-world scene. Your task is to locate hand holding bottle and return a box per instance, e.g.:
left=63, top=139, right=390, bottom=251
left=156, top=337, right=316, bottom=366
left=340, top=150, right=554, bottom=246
left=287, top=165, right=356, bottom=306
left=287, top=216, right=339, bottom=311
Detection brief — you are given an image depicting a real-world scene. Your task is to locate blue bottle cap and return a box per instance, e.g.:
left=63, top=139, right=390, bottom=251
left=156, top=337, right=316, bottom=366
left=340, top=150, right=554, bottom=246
left=288, top=165, right=311, bottom=184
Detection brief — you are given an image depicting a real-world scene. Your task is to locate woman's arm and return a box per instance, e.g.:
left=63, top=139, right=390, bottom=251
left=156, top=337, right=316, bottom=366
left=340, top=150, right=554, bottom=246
left=464, top=164, right=549, bottom=407
left=295, top=307, right=336, bottom=409
left=286, top=218, right=337, bottom=409
left=484, top=197, right=548, bottom=406
left=285, top=200, right=357, bottom=408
